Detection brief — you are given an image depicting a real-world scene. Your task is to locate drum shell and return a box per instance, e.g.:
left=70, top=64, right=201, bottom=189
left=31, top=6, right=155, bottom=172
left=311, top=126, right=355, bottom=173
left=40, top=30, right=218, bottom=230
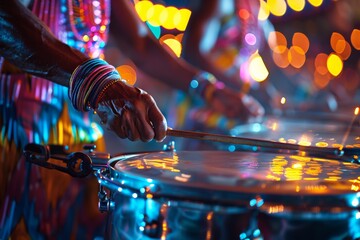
left=98, top=150, right=360, bottom=240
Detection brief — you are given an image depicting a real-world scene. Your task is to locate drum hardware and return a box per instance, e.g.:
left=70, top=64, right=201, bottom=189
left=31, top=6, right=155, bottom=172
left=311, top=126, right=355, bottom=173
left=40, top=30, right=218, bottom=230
left=23, top=143, right=111, bottom=177
left=166, top=128, right=360, bottom=162
left=163, top=140, right=175, bottom=151
left=23, top=141, right=360, bottom=239
left=98, top=183, right=115, bottom=212
left=138, top=200, right=167, bottom=238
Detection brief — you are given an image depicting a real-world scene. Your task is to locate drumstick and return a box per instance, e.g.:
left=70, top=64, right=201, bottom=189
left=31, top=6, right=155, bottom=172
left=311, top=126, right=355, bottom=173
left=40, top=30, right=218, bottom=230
left=166, top=128, right=360, bottom=160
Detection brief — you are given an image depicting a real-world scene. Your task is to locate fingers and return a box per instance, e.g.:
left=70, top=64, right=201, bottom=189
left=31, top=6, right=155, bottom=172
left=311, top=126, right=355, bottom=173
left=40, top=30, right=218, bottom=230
left=147, top=98, right=167, bottom=142
left=135, top=94, right=167, bottom=142
left=97, top=93, right=167, bottom=142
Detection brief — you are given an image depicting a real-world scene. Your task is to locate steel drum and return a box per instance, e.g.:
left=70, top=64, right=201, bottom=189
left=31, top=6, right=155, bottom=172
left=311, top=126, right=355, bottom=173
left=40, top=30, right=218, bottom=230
left=97, top=146, right=360, bottom=240
left=228, top=114, right=360, bottom=152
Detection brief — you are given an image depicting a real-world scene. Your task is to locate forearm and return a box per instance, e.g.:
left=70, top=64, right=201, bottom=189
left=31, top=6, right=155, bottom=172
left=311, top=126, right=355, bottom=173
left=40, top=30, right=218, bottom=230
left=0, top=0, right=89, bottom=86
left=181, top=0, right=242, bottom=90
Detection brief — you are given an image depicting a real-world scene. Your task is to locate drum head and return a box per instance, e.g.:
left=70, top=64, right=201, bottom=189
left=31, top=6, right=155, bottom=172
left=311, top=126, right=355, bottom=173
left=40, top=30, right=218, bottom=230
left=109, top=150, right=360, bottom=209
left=230, top=115, right=360, bottom=148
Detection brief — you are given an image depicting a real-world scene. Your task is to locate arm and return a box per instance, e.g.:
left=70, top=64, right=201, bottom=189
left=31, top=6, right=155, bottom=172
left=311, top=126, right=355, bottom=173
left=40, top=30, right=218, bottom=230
left=0, top=0, right=167, bottom=142
left=109, top=0, right=264, bottom=121
left=0, top=0, right=88, bottom=86
left=181, top=0, right=242, bottom=90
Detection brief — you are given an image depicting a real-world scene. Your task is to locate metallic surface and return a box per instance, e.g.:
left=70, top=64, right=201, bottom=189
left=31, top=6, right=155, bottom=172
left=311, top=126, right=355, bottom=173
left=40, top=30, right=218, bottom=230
left=97, top=150, right=360, bottom=239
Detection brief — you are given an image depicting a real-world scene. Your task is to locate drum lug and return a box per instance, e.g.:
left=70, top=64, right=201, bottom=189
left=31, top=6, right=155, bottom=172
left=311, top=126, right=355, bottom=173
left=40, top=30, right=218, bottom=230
left=163, top=141, right=176, bottom=151
left=98, top=185, right=114, bottom=212
left=140, top=203, right=167, bottom=238
left=140, top=215, right=163, bottom=238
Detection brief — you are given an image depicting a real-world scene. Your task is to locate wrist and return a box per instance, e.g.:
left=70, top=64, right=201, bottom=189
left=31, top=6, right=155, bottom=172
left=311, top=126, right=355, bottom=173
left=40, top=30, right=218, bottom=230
left=68, top=58, right=124, bottom=111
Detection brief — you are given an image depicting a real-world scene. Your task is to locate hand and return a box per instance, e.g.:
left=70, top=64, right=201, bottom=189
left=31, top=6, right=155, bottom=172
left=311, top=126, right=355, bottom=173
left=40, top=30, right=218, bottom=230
left=207, top=85, right=265, bottom=122
left=95, top=81, right=167, bottom=142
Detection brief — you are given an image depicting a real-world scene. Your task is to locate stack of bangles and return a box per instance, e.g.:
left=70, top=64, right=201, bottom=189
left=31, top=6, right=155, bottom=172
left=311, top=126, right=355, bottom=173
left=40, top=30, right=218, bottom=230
left=69, top=58, right=125, bottom=111
left=188, top=71, right=225, bottom=102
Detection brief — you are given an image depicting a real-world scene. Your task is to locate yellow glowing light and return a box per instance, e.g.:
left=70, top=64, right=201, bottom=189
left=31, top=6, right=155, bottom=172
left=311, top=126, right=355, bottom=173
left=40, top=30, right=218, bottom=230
left=308, top=0, right=323, bottom=7
left=267, top=0, right=287, bottom=17
left=82, top=35, right=90, bottom=42
left=288, top=139, right=297, bottom=144
left=116, top=65, right=137, bottom=85
left=298, top=140, right=311, bottom=146
left=163, top=38, right=182, bottom=57
left=327, top=53, right=343, bottom=77
left=271, top=122, right=278, bottom=131
left=287, top=0, right=305, bottom=12
left=351, top=29, right=360, bottom=50
left=288, top=46, right=306, bottom=68
left=315, top=142, right=329, bottom=147
left=147, top=4, right=166, bottom=27
left=268, top=205, right=284, bottom=214
left=174, top=9, right=192, bottom=31
left=292, top=163, right=303, bottom=169
left=160, top=6, right=177, bottom=29
left=258, top=0, right=270, bottom=21
left=249, top=52, right=269, bottom=82
left=351, top=184, right=360, bottom=191
left=292, top=32, right=309, bottom=53
left=355, top=107, right=359, bottom=115
left=332, top=143, right=343, bottom=149
left=280, top=97, right=286, bottom=104
left=99, top=25, right=107, bottom=33
left=135, top=0, right=153, bottom=22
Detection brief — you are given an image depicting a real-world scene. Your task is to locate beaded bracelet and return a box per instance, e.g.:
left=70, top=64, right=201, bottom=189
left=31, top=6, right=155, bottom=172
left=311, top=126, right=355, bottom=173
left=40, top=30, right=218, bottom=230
left=69, top=58, right=125, bottom=111
left=188, top=71, right=219, bottom=102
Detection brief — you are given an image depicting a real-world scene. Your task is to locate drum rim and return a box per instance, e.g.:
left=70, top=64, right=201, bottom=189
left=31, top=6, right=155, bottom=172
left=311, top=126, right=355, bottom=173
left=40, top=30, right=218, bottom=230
left=102, top=150, right=360, bottom=212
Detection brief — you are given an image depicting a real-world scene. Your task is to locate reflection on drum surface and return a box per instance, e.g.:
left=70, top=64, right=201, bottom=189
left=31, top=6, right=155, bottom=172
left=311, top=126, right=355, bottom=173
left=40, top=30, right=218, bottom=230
left=230, top=115, right=360, bottom=150
left=101, top=150, right=360, bottom=240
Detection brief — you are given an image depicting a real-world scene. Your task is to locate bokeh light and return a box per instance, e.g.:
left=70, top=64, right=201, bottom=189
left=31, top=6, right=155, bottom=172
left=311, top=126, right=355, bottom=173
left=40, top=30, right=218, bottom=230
left=351, top=29, right=360, bottom=50
left=147, top=4, right=165, bottom=26
left=135, top=0, right=153, bottom=21
left=268, top=31, right=287, bottom=53
left=327, top=53, right=343, bottom=77
left=315, top=53, right=329, bottom=75
left=267, top=0, right=287, bottom=17
left=307, top=0, right=323, bottom=7
left=289, top=46, right=306, bottom=68
left=116, top=65, right=137, bottom=85
left=258, top=0, right=270, bottom=20
left=163, top=38, right=182, bottom=57
left=330, top=32, right=346, bottom=53
left=292, top=32, right=309, bottom=53
left=238, top=8, right=250, bottom=20
left=175, top=9, right=192, bottom=31
left=287, top=0, right=306, bottom=12
left=273, top=48, right=290, bottom=68
left=160, top=6, right=177, bottom=29
left=249, top=52, right=269, bottom=82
